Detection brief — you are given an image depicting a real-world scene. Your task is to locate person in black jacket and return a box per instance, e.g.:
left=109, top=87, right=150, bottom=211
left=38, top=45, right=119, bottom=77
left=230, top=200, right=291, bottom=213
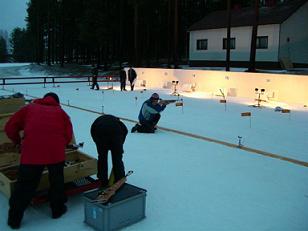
left=90, top=115, right=128, bottom=187
left=91, top=67, right=99, bottom=90
left=127, top=66, right=137, bottom=91
left=119, top=67, right=127, bottom=91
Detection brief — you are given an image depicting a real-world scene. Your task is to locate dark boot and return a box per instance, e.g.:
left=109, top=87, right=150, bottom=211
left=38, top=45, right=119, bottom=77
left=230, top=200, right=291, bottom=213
left=7, top=209, right=23, bottom=229
left=131, top=124, right=140, bottom=133
left=51, top=205, right=67, bottom=219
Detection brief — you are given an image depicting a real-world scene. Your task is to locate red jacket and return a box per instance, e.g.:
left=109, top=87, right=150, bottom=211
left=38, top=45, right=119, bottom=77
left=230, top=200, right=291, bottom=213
left=5, top=96, right=73, bottom=164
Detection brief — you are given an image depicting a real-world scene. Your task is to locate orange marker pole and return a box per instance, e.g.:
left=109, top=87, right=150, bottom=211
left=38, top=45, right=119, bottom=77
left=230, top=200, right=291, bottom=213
left=282, top=109, right=291, bottom=120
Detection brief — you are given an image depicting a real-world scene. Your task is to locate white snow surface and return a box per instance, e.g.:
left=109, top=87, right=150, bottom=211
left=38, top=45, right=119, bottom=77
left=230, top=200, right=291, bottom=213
left=0, top=64, right=308, bottom=231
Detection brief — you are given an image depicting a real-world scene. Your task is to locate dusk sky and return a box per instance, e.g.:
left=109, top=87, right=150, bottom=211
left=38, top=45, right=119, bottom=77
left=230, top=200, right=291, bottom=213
left=0, top=0, right=29, bottom=34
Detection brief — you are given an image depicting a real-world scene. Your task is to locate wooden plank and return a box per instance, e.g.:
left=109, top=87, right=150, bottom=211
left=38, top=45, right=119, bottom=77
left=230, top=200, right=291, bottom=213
left=0, top=150, right=97, bottom=198
left=0, top=97, right=25, bottom=114
left=241, top=112, right=251, bottom=116
left=0, top=114, right=11, bottom=132
left=282, top=109, right=291, bottom=113
left=0, top=170, right=14, bottom=197
left=0, top=153, right=19, bottom=170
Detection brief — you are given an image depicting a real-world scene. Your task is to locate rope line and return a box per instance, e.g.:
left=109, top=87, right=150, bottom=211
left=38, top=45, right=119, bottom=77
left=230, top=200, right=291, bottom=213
left=3, top=90, right=308, bottom=168
left=61, top=102, right=308, bottom=168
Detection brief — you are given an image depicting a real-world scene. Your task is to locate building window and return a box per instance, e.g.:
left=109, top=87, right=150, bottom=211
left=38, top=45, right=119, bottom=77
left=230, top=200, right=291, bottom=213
left=256, top=36, right=268, bottom=49
left=223, top=38, right=235, bottom=49
left=196, top=39, right=208, bottom=50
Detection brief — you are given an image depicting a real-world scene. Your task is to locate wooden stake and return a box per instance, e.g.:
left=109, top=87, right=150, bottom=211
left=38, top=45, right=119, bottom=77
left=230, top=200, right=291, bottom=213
left=282, top=109, right=291, bottom=120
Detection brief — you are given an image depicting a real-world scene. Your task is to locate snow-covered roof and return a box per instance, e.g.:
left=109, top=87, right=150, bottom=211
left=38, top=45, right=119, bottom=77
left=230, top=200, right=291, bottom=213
left=189, top=0, right=308, bottom=31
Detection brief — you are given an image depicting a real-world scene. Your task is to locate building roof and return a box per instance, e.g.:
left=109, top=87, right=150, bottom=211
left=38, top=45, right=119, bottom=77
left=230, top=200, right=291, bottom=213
left=188, top=0, right=308, bottom=31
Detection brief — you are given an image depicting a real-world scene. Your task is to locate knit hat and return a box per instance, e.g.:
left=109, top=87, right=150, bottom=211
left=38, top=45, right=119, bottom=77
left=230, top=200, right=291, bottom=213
left=150, top=93, right=160, bottom=101
left=44, top=92, right=60, bottom=103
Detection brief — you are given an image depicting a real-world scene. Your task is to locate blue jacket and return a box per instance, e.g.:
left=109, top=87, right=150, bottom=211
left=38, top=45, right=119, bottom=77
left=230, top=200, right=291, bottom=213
left=138, top=99, right=166, bottom=123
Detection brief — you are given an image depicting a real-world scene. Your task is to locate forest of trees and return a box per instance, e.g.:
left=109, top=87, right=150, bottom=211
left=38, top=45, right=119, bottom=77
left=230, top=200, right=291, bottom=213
left=0, top=36, right=8, bottom=62
left=3, top=0, right=278, bottom=70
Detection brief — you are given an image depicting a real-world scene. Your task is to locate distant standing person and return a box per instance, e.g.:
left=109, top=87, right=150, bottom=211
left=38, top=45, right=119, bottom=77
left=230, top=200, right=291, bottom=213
left=90, top=114, right=128, bottom=188
left=5, top=92, right=73, bottom=229
left=119, top=67, right=127, bottom=91
left=91, top=67, right=99, bottom=90
left=128, top=66, right=137, bottom=91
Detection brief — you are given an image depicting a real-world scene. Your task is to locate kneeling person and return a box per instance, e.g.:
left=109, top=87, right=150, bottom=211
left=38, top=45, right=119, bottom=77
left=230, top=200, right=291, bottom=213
left=131, top=93, right=167, bottom=133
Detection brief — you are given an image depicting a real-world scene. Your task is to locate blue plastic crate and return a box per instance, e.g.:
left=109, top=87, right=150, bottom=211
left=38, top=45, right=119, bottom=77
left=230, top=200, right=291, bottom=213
left=83, top=183, right=147, bottom=231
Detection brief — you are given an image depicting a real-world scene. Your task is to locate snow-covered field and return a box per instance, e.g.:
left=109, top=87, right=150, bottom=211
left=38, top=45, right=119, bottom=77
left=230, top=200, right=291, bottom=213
left=0, top=63, right=308, bottom=231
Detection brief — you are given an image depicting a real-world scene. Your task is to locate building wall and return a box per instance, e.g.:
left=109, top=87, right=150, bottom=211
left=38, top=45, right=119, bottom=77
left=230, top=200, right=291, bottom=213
left=135, top=68, right=308, bottom=105
left=279, top=2, right=308, bottom=65
left=189, top=24, right=280, bottom=62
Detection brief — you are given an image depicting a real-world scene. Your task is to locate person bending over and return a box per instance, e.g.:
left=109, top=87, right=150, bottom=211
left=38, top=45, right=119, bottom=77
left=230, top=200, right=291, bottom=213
left=90, top=114, right=128, bottom=188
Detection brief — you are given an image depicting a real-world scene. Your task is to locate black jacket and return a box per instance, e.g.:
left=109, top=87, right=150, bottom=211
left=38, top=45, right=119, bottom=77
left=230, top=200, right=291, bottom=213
left=91, top=114, right=128, bottom=145
left=119, top=69, right=127, bottom=83
left=128, top=68, right=137, bottom=82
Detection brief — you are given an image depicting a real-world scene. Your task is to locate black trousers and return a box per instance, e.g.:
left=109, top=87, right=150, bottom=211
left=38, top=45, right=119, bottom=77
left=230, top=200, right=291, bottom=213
left=9, top=162, right=66, bottom=219
left=94, top=138, right=125, bottom=186
left=120, top=81, right=126, bottom=91
left=91, top=81, right=99, bottom=90
left=138, top=114, right=161, bottom=133
left=129, top=81, right=135, bottom=91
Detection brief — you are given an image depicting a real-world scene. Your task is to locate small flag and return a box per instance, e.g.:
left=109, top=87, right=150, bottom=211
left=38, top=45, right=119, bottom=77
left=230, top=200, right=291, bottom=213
left=176, top=102, right=183, bottom=107
left=241, top=112, right=251, bottom=116
left=281, top=109, right=291, bottom=113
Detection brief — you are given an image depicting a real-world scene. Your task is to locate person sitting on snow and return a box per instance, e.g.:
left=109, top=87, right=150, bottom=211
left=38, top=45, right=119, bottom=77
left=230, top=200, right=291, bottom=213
left=131, top=93, right=170, bottom=133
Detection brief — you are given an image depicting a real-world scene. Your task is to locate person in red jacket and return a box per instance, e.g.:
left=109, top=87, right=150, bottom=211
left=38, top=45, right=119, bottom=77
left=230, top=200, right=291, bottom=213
left=5, top=92, right=73, bottom=229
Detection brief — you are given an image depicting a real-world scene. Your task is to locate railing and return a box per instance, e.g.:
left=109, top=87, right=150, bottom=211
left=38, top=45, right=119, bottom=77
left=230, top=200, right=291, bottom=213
left=0, top=75, right=120, bottom=88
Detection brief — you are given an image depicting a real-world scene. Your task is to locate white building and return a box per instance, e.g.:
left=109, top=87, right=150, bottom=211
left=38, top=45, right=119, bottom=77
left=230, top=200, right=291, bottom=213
left=188, top=0, right=308, bottom=69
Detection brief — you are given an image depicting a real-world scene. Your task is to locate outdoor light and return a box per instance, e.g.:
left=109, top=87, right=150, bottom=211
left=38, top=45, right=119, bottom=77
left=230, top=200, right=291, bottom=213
left=254, top=88, right=266, bottom=107
left=171, top=81, right=179, bottom=96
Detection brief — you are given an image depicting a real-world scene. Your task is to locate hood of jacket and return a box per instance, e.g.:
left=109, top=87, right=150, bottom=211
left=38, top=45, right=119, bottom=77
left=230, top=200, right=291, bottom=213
left=32, top=96, right=60, bottom=106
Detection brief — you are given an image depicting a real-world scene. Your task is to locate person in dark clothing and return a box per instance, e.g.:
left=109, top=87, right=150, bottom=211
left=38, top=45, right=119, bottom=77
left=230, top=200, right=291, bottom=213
left=119, top=67, right=127, bottom=91
left=131, top=93, right=170, bottom=133
left=5, top=92, right=73, bottom=229
left=91, top=67, right=99, bottom=90
left=127, top=66, right=137, bottom=91
left=90, top=114, right=128, bottom=188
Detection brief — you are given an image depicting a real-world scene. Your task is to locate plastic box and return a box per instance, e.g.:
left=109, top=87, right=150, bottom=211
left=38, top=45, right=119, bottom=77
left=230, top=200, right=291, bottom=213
left=83, top=183, right=147, bottom=231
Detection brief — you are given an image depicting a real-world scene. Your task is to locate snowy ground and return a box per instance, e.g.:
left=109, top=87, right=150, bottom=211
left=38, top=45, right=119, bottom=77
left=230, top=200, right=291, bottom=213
left=0, top=63, right=308, bottom=231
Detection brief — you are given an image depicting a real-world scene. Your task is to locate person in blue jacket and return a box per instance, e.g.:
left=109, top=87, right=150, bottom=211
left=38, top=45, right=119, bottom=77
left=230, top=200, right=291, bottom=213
left=131, top=93, right=169, bottom=133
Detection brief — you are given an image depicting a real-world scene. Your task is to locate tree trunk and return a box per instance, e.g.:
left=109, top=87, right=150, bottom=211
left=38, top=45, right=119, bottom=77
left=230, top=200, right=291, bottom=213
left=134, top=1, right=139, bottom=66
left=167, top=0, right=172, bottom=67
left=248, top=0, right=259, bottom=72
left=60, top=0, right=65, bottom=67
left=226, top=0, right=231, bottom=71
left=173, top=0, right=178, bottom=68
left=119, top=0, right=124, bottom=67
